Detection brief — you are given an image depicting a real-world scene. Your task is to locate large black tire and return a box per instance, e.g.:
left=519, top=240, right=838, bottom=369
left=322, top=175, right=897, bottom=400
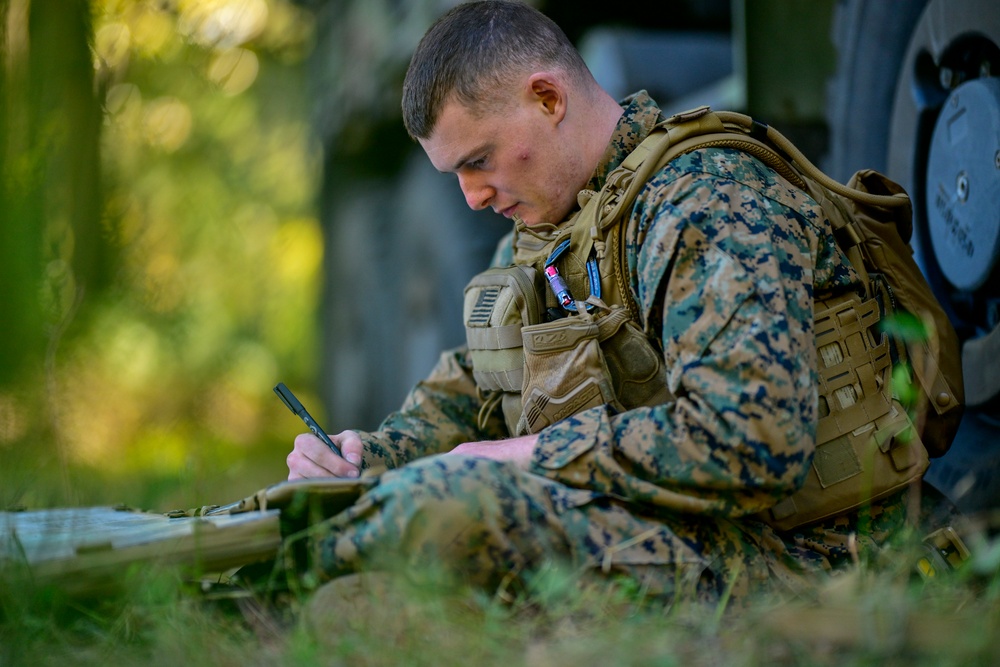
left=824, top=0, right=928, bottom=181
left=828, top=0, right=1000, bottom=513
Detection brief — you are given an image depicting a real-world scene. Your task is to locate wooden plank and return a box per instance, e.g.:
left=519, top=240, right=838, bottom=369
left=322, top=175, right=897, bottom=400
left=0, top=507, right=282, bottom=597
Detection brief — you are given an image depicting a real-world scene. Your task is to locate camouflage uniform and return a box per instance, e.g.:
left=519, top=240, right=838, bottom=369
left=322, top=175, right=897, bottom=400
left=305, top=92, right=916, bottom=601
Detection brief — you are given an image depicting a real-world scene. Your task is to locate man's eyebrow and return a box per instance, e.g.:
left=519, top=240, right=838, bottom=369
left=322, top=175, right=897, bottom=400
left=450, top=143, right=490, bottom=172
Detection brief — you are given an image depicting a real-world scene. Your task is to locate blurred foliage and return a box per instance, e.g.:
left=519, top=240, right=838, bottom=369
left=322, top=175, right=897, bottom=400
left=307, top=0, right=534, bottom=181
left=307, top=0, right=445, bottom=176
left=1, top=0, right=323, bottom=510
left=881, top=311, right=930, bottom=417
left=880, top=310, right=930, bottom=343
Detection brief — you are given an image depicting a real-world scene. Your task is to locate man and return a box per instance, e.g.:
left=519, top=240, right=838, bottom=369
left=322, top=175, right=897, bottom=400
left=286, top=0, right=924, bottom=600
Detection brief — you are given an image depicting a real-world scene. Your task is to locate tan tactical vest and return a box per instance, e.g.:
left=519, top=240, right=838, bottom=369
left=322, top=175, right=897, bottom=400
left=463, top=193, right=672, bottom=437
left=463, top=107, right=964, bottom=530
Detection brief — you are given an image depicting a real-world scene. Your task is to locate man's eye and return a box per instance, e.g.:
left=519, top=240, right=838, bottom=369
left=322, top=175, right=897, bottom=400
left=467, top=156, right=487, bottom=169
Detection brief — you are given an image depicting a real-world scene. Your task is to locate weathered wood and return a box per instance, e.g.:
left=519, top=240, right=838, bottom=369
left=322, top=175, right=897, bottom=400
left=0, top=507, right=281, bottom=596
left=0, top=478, right=378, bottom=597
left=0, top=478, right=377, bottom=597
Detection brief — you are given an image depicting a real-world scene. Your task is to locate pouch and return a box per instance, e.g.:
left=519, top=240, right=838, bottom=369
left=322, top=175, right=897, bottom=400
left=463, top=265, right=544, bottom=393
left=518, top=306, right=621, bottom=435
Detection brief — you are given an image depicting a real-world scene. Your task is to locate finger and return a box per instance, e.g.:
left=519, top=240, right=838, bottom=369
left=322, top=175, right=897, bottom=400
left=287, top=445, right=338, bottom=479
left=336, top=430, right=365, bottom=468
left=289, top=433, right=340, bottom=476
left=290, top=432, right=360, bottom=478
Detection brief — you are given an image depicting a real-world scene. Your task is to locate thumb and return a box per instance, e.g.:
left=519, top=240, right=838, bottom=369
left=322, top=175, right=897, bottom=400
left=339, top=433, right=365, bottom=467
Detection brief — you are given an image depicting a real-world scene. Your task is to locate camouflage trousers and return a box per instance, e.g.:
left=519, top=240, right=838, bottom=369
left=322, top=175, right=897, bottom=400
left=288, top=454, right=823, bottom=602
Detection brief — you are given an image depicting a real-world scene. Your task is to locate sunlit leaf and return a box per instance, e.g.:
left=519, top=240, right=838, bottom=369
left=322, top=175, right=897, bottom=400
left=879, top=311, right=929, bottom=343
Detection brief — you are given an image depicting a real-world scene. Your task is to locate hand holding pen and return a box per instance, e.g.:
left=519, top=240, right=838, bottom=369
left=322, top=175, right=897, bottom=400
left=276, top=382, right=365, bottom=480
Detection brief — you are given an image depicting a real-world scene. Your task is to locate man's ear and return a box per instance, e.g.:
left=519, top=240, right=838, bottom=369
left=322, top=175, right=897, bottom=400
left=527, top=73, right=567, bottom=125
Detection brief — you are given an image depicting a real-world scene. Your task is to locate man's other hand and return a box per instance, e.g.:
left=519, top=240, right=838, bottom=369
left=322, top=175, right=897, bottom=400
left=448, top=434, right=538, bottom=468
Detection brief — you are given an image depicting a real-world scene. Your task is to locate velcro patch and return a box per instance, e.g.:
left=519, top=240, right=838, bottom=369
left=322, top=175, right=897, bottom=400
left=813, top=435, right=862, bottom=488
left=469, top=287, right=500, bottom=327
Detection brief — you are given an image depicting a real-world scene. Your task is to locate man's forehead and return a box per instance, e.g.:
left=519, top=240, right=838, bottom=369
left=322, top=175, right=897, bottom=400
left=419, top=100, right=490, bottom=172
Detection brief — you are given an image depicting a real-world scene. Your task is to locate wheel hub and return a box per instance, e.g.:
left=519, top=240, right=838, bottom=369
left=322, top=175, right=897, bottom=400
left=925, top=77, right=1000, bottom=292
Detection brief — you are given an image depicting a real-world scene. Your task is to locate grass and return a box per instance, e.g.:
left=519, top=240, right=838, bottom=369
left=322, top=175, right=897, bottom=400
left=2, top=454, right=999, bottom=667
left=3, top=526, right=1000, bottom=667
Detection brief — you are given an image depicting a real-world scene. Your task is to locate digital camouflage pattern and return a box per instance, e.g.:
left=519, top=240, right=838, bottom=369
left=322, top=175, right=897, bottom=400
left=300, top=92, right=924, bottom=601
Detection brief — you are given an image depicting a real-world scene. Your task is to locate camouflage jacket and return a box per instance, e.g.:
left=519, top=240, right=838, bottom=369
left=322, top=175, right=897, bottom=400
left=354, top=92, right=902, bottom=562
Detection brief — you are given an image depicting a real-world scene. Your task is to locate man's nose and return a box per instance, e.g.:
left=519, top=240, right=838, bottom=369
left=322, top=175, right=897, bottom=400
left=457, top=173, right=493, bottom=210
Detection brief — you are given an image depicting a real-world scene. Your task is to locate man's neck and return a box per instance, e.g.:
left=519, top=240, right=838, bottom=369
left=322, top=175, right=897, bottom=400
left=589, top=90, right=626, bottom=163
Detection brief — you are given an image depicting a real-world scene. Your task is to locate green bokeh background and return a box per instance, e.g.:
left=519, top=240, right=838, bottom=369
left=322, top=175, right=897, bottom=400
left=0, top=0, right=322, bottom=510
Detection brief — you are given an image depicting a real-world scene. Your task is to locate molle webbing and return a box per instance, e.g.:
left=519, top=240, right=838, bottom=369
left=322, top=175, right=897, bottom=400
left=552, top=106, right=907, bottom=330
left=814, top=294, right=891, bottom=444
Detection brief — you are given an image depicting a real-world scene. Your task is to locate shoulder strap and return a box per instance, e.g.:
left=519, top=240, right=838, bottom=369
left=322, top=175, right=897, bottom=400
left=711, top=110, right=909, bottom=209
left=566, top=106, right=913, bottom=306
left=579, top=107, right=909, bottom=241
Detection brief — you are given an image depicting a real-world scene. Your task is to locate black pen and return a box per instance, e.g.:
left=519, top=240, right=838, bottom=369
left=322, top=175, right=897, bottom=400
left=273, top=382, right=342, bottom=457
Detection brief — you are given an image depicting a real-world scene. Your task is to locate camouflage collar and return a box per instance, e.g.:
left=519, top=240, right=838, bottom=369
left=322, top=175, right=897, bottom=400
left=585, top=90, right=665, bottom=192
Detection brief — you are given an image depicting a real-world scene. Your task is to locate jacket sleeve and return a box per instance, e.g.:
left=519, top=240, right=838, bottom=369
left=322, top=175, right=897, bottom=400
left=527, top=155, right=823, bottom=518
left=356, top=346, right=509, bottom=470
left=355, top=233, right=518, bottom=470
